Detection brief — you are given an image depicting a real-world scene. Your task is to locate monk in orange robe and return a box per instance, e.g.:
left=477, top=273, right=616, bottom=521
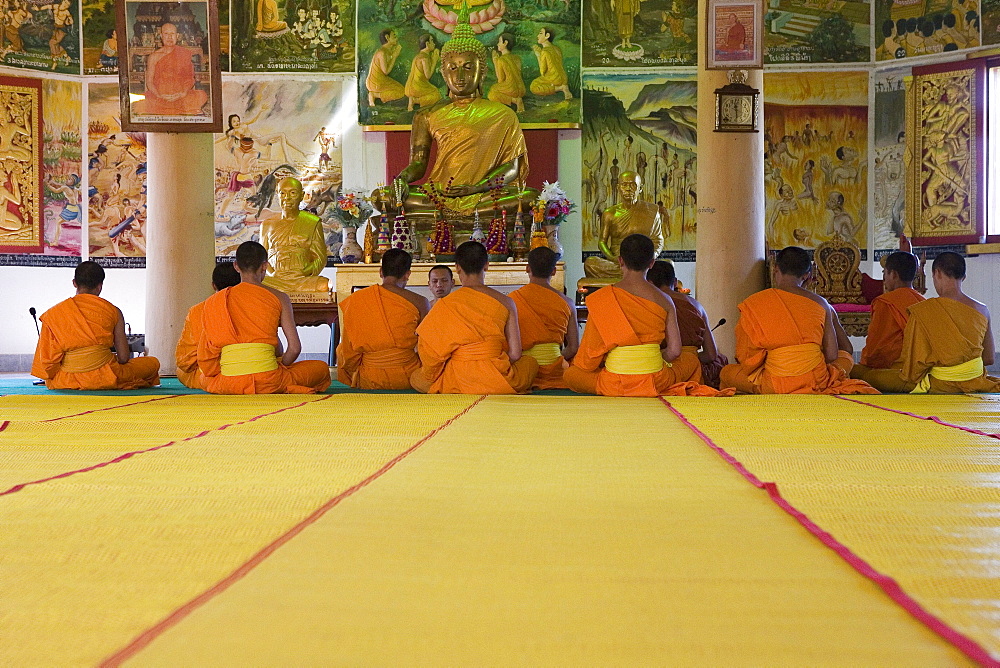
left=337, top=249, right=429, bottom=390
left=851, top=251, right=925, bottom=392
left=881, top=252, right=999, bottom=394
left=198, top=241, right=330, bottom=395
left=410, top=241, right=538, bottom=394
left=32, top=261, right=160, bottom=390
left=509, top=247, right=578, bottom=389
left=720, top=246, right=877, bottom=395
left=134, top=23, right=208, bottom=116
left=647, top=260, right=728, bottom=387
left=564, top=234, right=730, bottom=397
left=175, top=262, right=240, bottom=390
left=427, top=264, right=454, bottom=308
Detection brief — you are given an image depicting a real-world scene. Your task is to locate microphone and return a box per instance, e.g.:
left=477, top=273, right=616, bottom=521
left=711, top=318, right=727, bottom=332
left=29, top=307, right=39, bottom=335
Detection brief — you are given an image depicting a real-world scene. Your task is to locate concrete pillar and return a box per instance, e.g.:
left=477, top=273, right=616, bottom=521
left=695, top=11, right=766, bottom=357
left=145, top=133, right=215, bottom=374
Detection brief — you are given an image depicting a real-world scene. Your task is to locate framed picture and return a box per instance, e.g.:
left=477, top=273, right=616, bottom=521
left=116, top=0, right=223, bottom=132
left=0, top=75, right=43, bottom=253
left=706, top=0, right=762, bottom=69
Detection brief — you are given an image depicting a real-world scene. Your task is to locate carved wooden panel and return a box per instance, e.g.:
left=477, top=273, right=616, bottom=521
left=0, top=76, right=42, bottom=253
left=905, top=61, right=985, bottom=246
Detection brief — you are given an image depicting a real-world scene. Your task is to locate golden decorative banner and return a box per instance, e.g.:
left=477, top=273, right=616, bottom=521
left=0, top=76, right=43, bottom=253
left=905, top=62, right=984, bottom=245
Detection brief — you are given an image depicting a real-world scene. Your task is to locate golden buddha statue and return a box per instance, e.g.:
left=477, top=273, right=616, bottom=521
left=584, top=171, right=663, bottom=279
left=386, top=8, right=537, bottom=220
left=260, top=177, right=331, bottom=297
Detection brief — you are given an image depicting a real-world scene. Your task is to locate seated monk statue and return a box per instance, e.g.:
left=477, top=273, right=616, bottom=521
left=31, top=261, right=160, bottom=390
left=584, top=172, right=663, bottom=280
left=260, top=177, right=330, bottom=295
left=872, top=252, right=1000, bottom=393
left=428, top=264, right=454, bottom=307
left=509, top=247, right=579, bottom=389
left=337, top=249, right=430, bottom=390
left=647, top=260, right=729, bottom=388
left=719, top=246, right=877, bottom=395
left=385, top=12, right=537, bottom=219
left=564, top=234, right=731, bottom=397
left=410, top=241, right=538, bottom=393
left=850, top=251, right=925, bottom=391
left=198, top=241, right=331, bottom=394
left=175, top=261, right=241, bottom=390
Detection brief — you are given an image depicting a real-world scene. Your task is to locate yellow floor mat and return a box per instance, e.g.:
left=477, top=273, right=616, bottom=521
left=113, top=396, right=966, bottom=666
left=840, top=394, right=1000, bottom=436
left=0, top=394, right=477, bottom=667
left=667, top=394, right=1000, bottom=663
left=0, top=395, right=331, bottom=493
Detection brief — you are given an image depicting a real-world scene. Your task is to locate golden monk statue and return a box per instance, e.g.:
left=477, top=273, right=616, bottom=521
left=584, top=171, right=663, bottom=279
left=386, top=8, right=536, bottom=219
left=260, top=177, right=330, bottom=295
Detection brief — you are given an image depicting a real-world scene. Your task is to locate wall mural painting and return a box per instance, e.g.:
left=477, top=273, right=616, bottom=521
left=582, top=0, right=697, bottom=67
left=0, top=76, right=42, bottom=254
left=872, top=69, right=907, bottom=251
left=214, top=78, right=345, bottom=259
left=764, top=0, right=869, bottom=63
left=0, top=0, right=80, bottom=74
left=231, top=0, right=355, bottom=73
left=87, top=83, right=147, bottom=259
left=582, top=72, right=696, bottom=264
left=874, top=0, right=980, bottom=59
left=764, top=71, right=868, bottom=252
left=41, top=78, right=82, bottom=256
left=83, top=0, right=231, bottom=74
left=905, top=63, right=983, bottom=244
left=357, top=0, right=581, bottom=128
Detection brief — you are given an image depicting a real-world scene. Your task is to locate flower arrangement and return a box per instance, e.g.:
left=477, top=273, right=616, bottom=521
left=536, top=180, right=575, bottom=225
left=330, top=190, right=374, bottom=228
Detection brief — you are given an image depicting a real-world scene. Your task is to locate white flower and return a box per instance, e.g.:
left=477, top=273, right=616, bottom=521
left=539, top=180, right=567, bottom=203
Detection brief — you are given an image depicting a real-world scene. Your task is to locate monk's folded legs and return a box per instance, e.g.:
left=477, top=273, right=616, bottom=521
left=285, top=360, right=332, bottom=393
left=509, top=356, right=539, bottom=393
left=115, top=357, right=161, bottom=389
left=719, top=363, right=758, bottom=394
left=410, top=368, right=433, bottom=394
left=851, top=364, right=917, bottom=393
left=176, top=367, right=207, bottom=391
left=563, top=365, right=599, bottom=395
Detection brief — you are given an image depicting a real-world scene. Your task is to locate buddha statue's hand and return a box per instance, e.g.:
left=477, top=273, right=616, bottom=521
left=388, top=176, right=409, bottom=209
left=444, top=182, right=481, bottom=198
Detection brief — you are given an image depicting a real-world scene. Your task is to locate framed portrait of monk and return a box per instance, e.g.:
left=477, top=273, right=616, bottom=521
left=116, top=0, right=223, bottom=132
left=706, top=0, right=762, bottom=69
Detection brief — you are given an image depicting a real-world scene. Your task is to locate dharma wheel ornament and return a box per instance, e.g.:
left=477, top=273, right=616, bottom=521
left=714, top=69, right=759, bottom=133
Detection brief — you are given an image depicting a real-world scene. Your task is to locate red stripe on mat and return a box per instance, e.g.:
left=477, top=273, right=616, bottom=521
left=41, top=395, right=185, bottom=422
left=0, top=420, right=8, bottom=432
left=660, top=397, right=999, bottom=667
left=100, top=395, right=487, bottom=667
left=0, top=395, right=333, bottom=498
left=833, top=394, right=1000, bottom=440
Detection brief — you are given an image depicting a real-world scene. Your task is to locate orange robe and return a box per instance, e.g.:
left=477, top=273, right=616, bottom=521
left=674, top=295, right=728, bottom=388
left=413, top=288, right=538, bottom=394
left=140, top=46, right=208, bottom=115
left=510, top=283, right=572, bottom=390
left=859, top=287, right=925, bottom=369
left=31, top=294, right=160, bottom=390
left=198, top=283, right=330, bottom=395
left=851, top=287, right=925, bottom=391
left=898, top=298, right=1000, bottom=394
left=719, top=289, right=877, bottom=395
left=175, top=299, right=208, bottom=390
left=337, top=285, right=421, bottom=390
left=564, top=286, right=727, bottom=397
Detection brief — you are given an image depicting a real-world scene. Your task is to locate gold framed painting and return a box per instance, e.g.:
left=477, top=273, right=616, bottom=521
left=117, top=0, right=223, bottom=132
left=0, top=75, right=43, bottom=254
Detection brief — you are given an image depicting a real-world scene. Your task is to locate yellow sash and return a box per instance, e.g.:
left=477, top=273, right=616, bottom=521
left=764, top=343, right=825, bottom=377
left=220, top=343, right=279, bottom=376
left=910, top=357, right=984, bottom=394
left=61, top=345, right=114, bottom=373
left=605, top=343, right=664, bottom=375
left=523, top=342, right=561, bottom=366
